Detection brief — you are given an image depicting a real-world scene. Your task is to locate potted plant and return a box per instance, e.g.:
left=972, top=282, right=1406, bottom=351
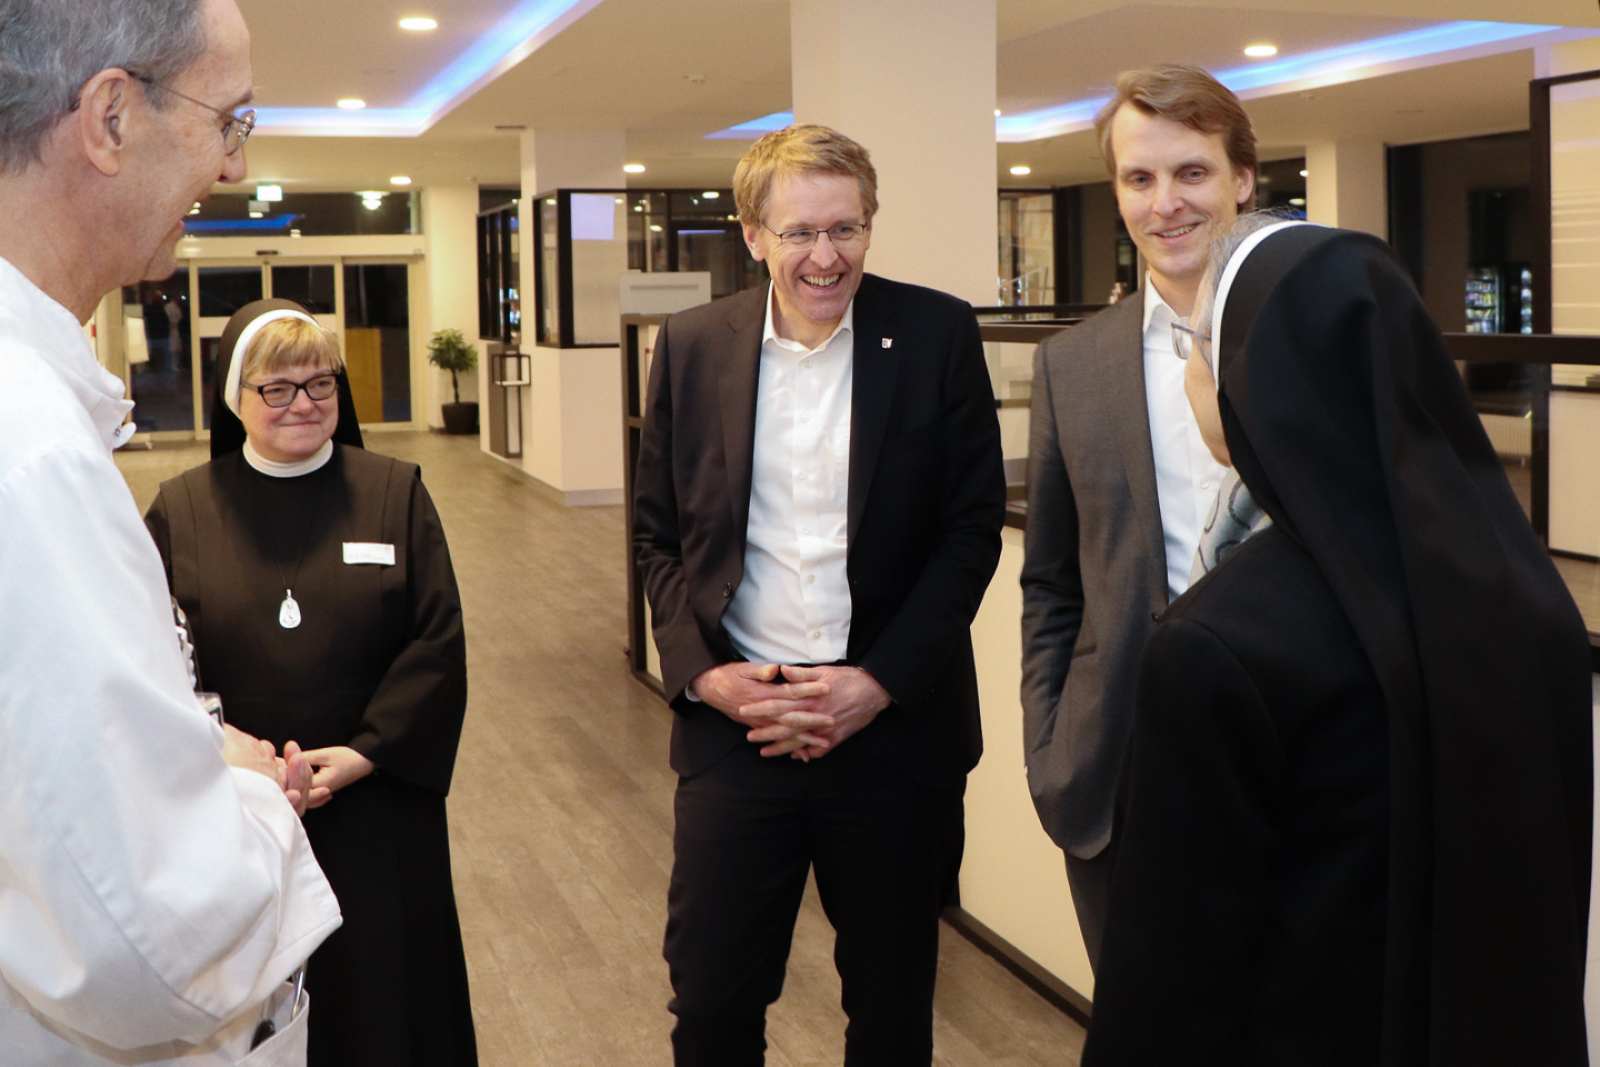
left=427, top=328, right=479, bottom=435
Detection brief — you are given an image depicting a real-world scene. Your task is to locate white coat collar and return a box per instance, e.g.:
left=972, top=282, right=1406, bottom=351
left=0, top=255, right=135, bottom=449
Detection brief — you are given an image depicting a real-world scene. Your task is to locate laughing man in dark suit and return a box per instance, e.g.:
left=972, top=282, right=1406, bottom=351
left=633, top=124, right=1006, bottom=1066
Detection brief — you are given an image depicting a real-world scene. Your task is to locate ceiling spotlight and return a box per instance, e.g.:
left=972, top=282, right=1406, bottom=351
left=256, top=183, right=283, bottom=202
left=623, top=163, right=646, bottom=174
left=362, top=198, right=383, bottom=211
left=1299, top=169, right=1308, bottom=177
left=1009, top=165, right=1032, bottom=176
left=337, top=98, right=367, bottom=110
left=650, top=224, right=662, bottom=232
left=290, top=229, right=303, bottom=238
left=188, top=203, right=201, bottom=215
left=1289, top=197, right=1306, bottom=206
left=1244, top=44, right=1278, bottom=57
left=399, top=17, right=437, bottom=31
left=390, top=176, right=412, bottom=186
left=703, top=191, right=719, bottom=199
left=994, top=109, right=1002, bottom=117
left=248, top=211, right=264, bottom=219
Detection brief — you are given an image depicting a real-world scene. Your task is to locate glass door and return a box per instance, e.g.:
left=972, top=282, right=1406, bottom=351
left=125, top=270, right=192, bottom=434
left=342, top=262, right=412, bottom=423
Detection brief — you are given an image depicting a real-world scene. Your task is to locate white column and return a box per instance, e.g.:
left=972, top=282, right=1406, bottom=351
left=421, top=184, right=481, bottom=430
left=514, top=129, right=628, bottom=504
left=1304, top=140, right=1387, bottom=238
left=789, top=0, right=997, bottom=306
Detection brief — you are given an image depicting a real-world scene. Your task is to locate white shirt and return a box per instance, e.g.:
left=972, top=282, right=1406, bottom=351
left=1142, top=278, right=1230, bottom=602
left=0, top=255, right=341, bottom=1065
left=722, top=286, right=854, bottom=666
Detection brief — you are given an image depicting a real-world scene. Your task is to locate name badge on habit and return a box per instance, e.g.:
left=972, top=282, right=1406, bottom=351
left=343, top=542, right=396, bottom=566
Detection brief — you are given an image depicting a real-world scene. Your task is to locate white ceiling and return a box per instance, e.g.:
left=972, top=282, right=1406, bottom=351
left=231, top=0, right=1600, bottom=194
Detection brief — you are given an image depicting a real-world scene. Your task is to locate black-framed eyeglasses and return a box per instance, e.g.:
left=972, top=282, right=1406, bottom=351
left=762, top=222, right=869, bottom=250
left=1171, top=319, right=1212, bottom=366
left=244, top=374, right=338, bottom=408
left=70, top=69, right=255, bottom=156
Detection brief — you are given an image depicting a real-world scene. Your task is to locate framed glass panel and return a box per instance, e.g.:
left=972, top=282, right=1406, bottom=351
left=343, top=263, right=411, bottom=423
left=125, top=273, right=191, bottom=433
left=270, top=264, right=336, bottom=315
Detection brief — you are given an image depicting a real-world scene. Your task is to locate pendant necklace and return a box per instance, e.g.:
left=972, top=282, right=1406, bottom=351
left=270, top=477, right=324, bottom=630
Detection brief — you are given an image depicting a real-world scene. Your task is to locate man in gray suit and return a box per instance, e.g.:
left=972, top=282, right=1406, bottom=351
left=1020, top=64, right=1258, bottom=967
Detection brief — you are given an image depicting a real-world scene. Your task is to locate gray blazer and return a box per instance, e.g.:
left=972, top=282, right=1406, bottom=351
left=1019, top=296, right=1170, bottom=859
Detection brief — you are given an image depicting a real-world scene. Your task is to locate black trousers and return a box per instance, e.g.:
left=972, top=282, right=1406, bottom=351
left=664, top=734, right=965, bottom=1066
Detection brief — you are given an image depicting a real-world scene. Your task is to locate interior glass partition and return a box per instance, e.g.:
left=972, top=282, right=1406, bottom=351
left=998, top=191, right=1055, bottom=306
left=344, top=263, right=412, bottom=424
left=125, top=272, right=192, bottom=434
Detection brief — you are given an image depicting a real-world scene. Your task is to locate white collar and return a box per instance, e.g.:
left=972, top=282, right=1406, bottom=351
left=1141, top=273, right=1176, bottom=334
left=0, top=255, right=135, bottom=449
left=761, top=282, right=854, bottom=354
left=242, top=438, right=335, bottom=477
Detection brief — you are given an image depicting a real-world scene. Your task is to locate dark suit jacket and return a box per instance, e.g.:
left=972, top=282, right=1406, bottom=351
left=632, top=273, right=1006, bottom=787
left=1019, top=295, right=1169, bottom=858
left=1084, top=524, right=1388, bottom=1066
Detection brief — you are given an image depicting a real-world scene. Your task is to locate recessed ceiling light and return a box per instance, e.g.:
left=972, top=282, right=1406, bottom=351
left=623, top=163, right=646, bottom=174
left=248, top=211, right=264, bottom=219
left=337, top=98, right=367, bottom=110
left=362, top=198, right=383, bottom=211
left=290, top=229, right=302, bottom=238
left=256, top=183, right=283, bottom=202
left=390, top=176, right=412, bottom=186
left=1289, top=197, right=1306, bottom=206
left=703, top=191, right=719, bottom=199
left=994, top=109, right=1002, bottom=117
left=399, top=17, right=437, bottom=31
left=1299, top=169, right=1308, bottom=177
left=1009, top=165, right=1032, bottom=176
left=650, top=224, right=662, bottom=232
left=1244, top=44, right=1278, bottom=57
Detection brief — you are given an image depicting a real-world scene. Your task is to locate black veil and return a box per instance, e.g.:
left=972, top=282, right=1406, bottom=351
left=211, top=298, right=365, bottom=458
left=1215, top=226, right=1592, bottom=1064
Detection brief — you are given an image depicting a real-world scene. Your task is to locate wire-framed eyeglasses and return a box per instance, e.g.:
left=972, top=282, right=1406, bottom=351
left=70, top=69, right=255, bottom=156
left=245, top=374, right=338, bottom=408
left=1171, top=319, right=1212, bottom=367
left=762, top=222, right=869, bottom=250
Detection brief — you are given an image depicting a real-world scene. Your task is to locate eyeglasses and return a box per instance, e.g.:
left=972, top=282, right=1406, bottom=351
left=762, top=222, right=869, bottom=250
left=1171, top=319, right=1212, bottom=367
left=70, top=69, right=255, bottom=155
left=244, top=374, right=338, bottom=408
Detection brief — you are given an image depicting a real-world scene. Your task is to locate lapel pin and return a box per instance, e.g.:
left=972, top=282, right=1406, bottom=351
left=882, top=337, right=893, bottom=348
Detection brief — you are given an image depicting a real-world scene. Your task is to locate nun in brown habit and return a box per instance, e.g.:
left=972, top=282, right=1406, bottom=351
left=1083, top=222, right=1592, bottom=1066
left=144, top=299, right=477, bottom=1067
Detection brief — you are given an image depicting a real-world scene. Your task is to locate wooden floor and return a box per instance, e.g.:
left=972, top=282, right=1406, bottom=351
left=115, top=431, right=1088, bottom=1067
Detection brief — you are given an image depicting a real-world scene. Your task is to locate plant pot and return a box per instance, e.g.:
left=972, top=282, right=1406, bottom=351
left=441, top=401, right=479, bottom=435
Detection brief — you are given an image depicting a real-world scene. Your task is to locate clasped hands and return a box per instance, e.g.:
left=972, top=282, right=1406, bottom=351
left=220, top=725, right=375, bottom=816
left=690, top=662, right=891, bottom=760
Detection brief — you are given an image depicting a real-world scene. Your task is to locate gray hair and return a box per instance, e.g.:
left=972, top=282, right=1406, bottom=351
left=1193, top=208, right=1302, bottom=342
left=0, top=0, right=207, bottom=174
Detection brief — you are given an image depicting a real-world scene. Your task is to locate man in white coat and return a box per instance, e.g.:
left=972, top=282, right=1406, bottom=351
left=0, top=0, right=342, bottom=1063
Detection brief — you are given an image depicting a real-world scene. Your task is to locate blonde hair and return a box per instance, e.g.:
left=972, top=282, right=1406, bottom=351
left=733, top=124, right=878, bottom=228
left=1094, top=63, right=1257, bottom=183
left=241, top=317, right=344, bottom=380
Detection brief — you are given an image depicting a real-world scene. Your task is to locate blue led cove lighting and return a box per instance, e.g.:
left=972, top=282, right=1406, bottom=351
left=997, top=19, right=1571, bottom=142
left=704, top=111, right=795, bottom=140
left=256, top=0, right=603, bottom=135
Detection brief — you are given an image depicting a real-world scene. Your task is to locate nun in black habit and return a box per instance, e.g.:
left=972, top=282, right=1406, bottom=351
left=1082, top=222, right=1592, bottom=1066
left=144, top=299, right=478, bottom=1067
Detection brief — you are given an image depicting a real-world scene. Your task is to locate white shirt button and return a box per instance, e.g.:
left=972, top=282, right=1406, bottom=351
left=807, top=575, right=815, bottom=583
left=802, top=527, right=812, bottom=535
left=812, top=631, right=821, bottom=640
left=802, top=359, right=812, bottom=369
left=800, top=415, right=810, bottom=424
left=797, top=472, right=807, bottom=481
left=1200, top=480, right=1211, bottom=489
